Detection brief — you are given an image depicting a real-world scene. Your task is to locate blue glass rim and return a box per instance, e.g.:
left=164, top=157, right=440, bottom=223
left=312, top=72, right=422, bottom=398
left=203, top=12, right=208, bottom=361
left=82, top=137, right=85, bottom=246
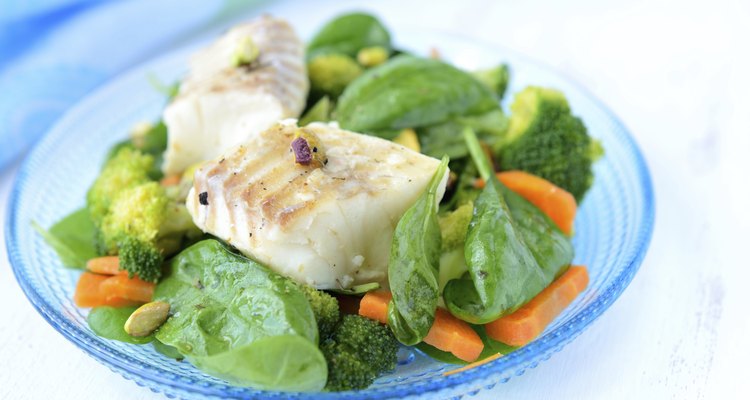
left=4, top=29, right=655, bottom=399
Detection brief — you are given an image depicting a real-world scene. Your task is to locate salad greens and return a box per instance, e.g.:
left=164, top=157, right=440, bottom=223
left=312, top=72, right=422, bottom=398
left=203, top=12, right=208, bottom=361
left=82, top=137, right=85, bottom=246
left=307, top=12, right=391, bottom=60
left=387, top=156, right=449, bottom=345
left=34, top=11, right=603, bottom=393
left=418, top=109, right=509, bottom=160
left=335, top=55, right=499, bottom=135
left=88, top=306, right=154, bottom=345
left=442, top=128, right=573, bottom=324
left=154, top=239, right=326, bottom=390
left=190, top=335, right=327, bottom=391
left=152, top=340, right=183, bottom=360
left=33, top=208, right=97, bottom=269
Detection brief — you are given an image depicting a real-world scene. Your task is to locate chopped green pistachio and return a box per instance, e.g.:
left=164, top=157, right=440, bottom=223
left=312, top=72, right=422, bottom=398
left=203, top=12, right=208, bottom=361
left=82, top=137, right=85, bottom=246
left=356, top=46, right=389, bottom=67
left=393, top=128, right=421, bottom=152
left=308, top=54, right=362, bottom=98
left=232, top=36, right=259, bottom=67
left=124, top=301, right=170, bottom=337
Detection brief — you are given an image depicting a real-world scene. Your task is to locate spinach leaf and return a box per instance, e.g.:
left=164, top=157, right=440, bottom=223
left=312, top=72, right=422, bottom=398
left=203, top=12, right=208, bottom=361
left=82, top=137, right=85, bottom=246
left=88, top=306, right=154, bottom=345
left=307, top=13, right=391, bottom=60
left=330, top=282, right=381, bottom=296
left=191, top=335, right=327, bottom=391
left=387, top=157, right=449, bottom=345
left=152, top=339, right=183, bottom=360
left=153, top=239, right=325, bottom=390
left=139, top=121, right=168, bottom=156
left=443, top=128, right=572, bottom=324
left=502, top=185, right=574, bottom=282
left=420, top=110, right=509, bottom=160
left=299, top=96, right=331, bottom=126
left=104, top=121, right=167, bottom=179
left=33, top=208, right=98, bottom=269
left=335, top=55, right=499, bottom=134
left=415, top=342, right=466, bottom=365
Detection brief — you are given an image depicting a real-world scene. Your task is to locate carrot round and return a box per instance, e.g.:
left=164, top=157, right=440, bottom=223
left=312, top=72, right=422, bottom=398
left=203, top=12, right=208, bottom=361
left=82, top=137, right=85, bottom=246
left=358, top=290, right=392, bottom=324
left=485, top=265, right=589, bottom=346
left=73, top=272, right=140, bottom=308
left=86, top=256, right=121, bottom=275
left=359, top=291, right=484, bottom=362
left=423, top=308, right=484, bottom=362
left=474, top=171, right=577, bottom=235
left=100, top=273, right=155, bottom=303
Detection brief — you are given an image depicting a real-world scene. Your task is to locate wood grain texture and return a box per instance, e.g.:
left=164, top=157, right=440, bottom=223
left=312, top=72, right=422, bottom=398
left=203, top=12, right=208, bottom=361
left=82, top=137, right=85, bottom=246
left=2, top=0, right=749, bottom=399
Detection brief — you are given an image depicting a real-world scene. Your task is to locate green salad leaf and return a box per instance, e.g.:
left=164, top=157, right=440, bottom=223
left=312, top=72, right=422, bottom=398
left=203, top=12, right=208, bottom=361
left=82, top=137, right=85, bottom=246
left=191, top=335, right=327, bottom=391
left=419, top=109, right=508, bottom=160
left=307, top=13, right=391, bottom=59
left=88, top=306, right=154, bottom=345
left=335, top=55, right=499, bottom=134
left=443, top=128, right=573, bottom=324
left=153, top=239, right=326, bottom=391
left=152, top=340, right=183, bottom=360
left=387, top=157, right=449, bottom=345
left=33, top=208, right=98, bottom=269
left=299, top=96, right=332, bottom=126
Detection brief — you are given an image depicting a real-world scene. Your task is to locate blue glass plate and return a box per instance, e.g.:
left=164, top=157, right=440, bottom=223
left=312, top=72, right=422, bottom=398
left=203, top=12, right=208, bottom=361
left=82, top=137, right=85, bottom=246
left=5, top=29, right=654, bottom=399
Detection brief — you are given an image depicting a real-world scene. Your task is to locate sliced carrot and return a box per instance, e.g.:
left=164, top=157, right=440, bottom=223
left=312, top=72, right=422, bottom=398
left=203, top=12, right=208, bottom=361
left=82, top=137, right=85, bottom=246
left=74, top=272, right=109, bottom=307
left=475, top=171, right=577, bottom=235
left=86, top=256, right=120, bottom=275
left=100, top=273, right=155, bottom=303
left=359, top=291, right=484, bottom=362
left=485, top=265, right=589, bottom=346
left=160, top=174, right=181, bottom=187
left=358, top=290, right=392, bottom=324
left=73, top=272, right=139, bottom=308
left=424, top=308, right=484, bottom=362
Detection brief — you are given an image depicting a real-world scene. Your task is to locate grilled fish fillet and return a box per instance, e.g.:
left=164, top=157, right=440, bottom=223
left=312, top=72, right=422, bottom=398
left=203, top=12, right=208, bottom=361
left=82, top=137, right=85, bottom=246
left=186, top=120, right=449, bottom=289
left=162, top=16, right=308, bottom=175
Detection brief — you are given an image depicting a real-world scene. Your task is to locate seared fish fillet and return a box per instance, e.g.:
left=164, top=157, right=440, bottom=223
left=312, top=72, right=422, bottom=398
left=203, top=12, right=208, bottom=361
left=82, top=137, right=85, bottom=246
left=162, top=16, right=308, bottom=175
left=186, top=120, right=449, bottom=289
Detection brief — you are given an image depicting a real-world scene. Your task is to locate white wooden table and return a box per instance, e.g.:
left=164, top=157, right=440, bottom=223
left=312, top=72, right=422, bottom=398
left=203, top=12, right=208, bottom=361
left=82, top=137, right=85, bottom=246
left=2, top=0, right=749, bottom=398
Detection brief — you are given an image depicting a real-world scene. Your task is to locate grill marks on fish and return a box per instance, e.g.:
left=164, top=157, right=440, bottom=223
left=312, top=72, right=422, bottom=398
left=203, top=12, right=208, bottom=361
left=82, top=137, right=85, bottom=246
left=162, top=16, right=308, bottom=175
left=179, top=17, right=307, bottom=110
left=187, top=120, right=448, bottom=289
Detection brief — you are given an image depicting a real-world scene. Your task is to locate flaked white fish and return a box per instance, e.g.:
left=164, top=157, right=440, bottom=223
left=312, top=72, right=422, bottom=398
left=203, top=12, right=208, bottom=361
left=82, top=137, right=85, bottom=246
left=162, top=16, right=308, bottom=175
left=186, top=120, right=449, bottom=289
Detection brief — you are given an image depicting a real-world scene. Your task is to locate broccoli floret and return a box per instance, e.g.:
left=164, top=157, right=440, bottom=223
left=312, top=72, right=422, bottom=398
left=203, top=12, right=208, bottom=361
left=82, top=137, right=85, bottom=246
left=322, top=315, right=399, bottom=391
left=299, top=285, right=340, bottom=339
left=98, top=181, right=201, bottom=282
left=438, top=201, right=474, bottom=252
left=87, top=147, right=154, bottom=224
left=308, top=54, right=363, bottom=99
left=100, top=182, right=167, bottom=250
left=499, top=86, right=602, bottom=202
left=472, top=64, right=510, bottom=100
left=118, top=236, right=162, bottom=282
